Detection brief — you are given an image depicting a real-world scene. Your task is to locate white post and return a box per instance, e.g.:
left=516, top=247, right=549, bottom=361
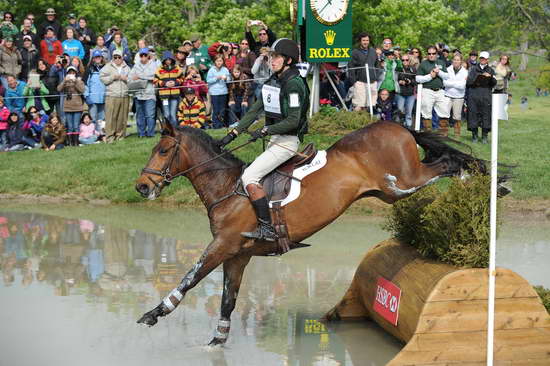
left=414, top=84, right=423, bottom=131
left=309, top=64, right=317, bottom=118
left=365, top=63, right=374, bottom=115
left=487, top=94, right=500, bottom=366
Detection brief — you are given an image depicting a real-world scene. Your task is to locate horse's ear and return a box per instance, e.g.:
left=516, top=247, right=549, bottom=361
left=161, top=117, right=175, bottom=136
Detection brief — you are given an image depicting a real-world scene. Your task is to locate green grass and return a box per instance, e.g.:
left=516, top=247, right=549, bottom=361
left=1, top=61, right=549, bottom=205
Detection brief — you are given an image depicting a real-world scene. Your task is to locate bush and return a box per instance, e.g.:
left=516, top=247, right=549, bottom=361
left=384, top=173, right=499, bottom=268
left=534, top=286, right=550, bottom=313
left=535, top=64, right=550, bottom=90
left=309, top=109, right=376, bottom=135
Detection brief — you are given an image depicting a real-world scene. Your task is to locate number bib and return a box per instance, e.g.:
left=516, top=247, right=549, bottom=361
left=262, top=84, right=282, bottom=117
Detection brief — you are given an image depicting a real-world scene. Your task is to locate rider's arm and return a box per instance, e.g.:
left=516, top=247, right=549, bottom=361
left=235, top=97, right=264, bottom=134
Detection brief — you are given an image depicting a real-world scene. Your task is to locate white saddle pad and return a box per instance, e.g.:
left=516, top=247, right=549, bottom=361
left=269, top=150, right=328, bottom=208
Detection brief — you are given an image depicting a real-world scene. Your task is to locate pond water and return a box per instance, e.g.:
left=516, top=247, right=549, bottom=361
left=0, top=205, right=548, bottom=366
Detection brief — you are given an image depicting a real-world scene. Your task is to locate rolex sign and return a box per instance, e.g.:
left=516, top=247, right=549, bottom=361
left=305, top=0, right=352, bottom=62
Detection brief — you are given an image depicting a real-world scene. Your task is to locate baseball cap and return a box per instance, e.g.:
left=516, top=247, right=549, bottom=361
left=67, top=66, right=78, bottom=73
left=112, top=49, right=123, bottom=57
left=139, top=47, right=149, bottom=55
left=183, top=87, right=196, bottom=95
left=182, top=40, right=192, bottom=47
left=68, top=13, right=76, bottom=19
left=22, top=35, right=32, bottom=42
left=92, top=50, right=103, bottom=58
left=479, top=51, right=490, bottom=59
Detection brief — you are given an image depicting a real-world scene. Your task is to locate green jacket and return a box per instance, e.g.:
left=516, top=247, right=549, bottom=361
left=236, top=67, right=309, bottom=142
left=23, top=82, right=51, bottom=111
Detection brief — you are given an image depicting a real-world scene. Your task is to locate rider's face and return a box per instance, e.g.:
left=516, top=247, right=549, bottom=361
left=270, top=54, right=285, bottom=73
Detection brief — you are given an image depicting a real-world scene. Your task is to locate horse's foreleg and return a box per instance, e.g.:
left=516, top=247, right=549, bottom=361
left=208, top=254, right=251, bottom=346
left=137, top=239, right=233, bottom=327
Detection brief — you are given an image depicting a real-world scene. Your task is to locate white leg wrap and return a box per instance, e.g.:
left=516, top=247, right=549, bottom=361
left=169, top=289, right=183, bottom=301
left=218, top=319, right=230, bottom=328
left=163, top=297, right=175, bottom=311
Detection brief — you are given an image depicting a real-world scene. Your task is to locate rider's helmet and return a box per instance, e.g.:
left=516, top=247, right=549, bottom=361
left=271, top=38, right=300, bottom=65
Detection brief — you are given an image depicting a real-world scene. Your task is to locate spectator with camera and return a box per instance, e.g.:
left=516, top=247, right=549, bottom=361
left=40, top=26, right=63, bottom=65
left=245, top=20, right=276, bottom=56
left=1, top=12, right=19, bottom=41
left=129, top=47, right=157, bottom=137
left=182, top=65, right=208, bottom=100
left=38, top=8, right=63, bottom=40
left=208, top=41, right=237, bottom=71
left=23, top=75, right=51, bottom=114
left=57, top=65, right=85, bottom=146
left=16, top=18, right=39, bottom=49
left=251, top=46, right=272, bottom=101
left=49, top=53, right=71, bottom=121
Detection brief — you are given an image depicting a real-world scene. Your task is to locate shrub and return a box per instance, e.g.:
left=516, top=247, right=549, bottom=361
left=309, top=109, right=376, bottom=135
left=384, top=173, right=499, bottom=268
left=534, top=286, right=550, bottom=313
left=535, top=64, right=550, bottom=90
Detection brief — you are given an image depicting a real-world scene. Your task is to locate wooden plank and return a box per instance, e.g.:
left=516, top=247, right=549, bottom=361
left=428, top=268, right=539, bottom=302
left=416, top=298, right=550, bottom=334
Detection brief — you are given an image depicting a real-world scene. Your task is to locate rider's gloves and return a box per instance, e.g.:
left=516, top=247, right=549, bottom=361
left=216, top=130, right=238, bottom=148
left=249, top=126, right=268, bottom=142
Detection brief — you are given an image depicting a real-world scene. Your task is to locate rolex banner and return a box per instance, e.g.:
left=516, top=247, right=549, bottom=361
left=305, top=0, right=352, bottom=62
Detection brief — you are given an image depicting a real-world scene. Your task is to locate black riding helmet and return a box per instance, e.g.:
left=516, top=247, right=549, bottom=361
left=270, top=38, right=300, bottom=65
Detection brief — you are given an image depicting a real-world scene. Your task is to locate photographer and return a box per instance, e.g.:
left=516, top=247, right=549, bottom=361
left=39, top=26, right=63, bottom=65
left=182, top=65, right=208, bottom=101
left=208, top=41, right=236, bottom=71
left=57, top=67, right=87, bottom=146
left=396, top=54, right=417, bottom=127
left=245, top=20, right=276, bottom=56
left=49, top=53, right=72, bottom=122
left=251, top=46, right=272, bottom=101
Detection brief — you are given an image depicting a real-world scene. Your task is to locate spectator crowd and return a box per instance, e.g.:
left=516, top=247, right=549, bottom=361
left=0, top=8, right=517, bottom=152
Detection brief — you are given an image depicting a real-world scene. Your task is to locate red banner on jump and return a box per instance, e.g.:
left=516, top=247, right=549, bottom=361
left=373, top=276, right=402, bottom=326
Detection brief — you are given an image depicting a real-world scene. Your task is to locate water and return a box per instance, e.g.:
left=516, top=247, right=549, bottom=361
left=0, top=205, right=548, bottom=366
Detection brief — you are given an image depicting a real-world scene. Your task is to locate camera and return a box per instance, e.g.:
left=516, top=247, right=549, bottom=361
left=263, top=55, right=268, bottom=62
left=62, top=58, right=68, bottom=65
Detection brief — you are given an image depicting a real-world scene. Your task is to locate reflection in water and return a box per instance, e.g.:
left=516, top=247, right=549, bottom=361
left=0, top=211, right=401, bottom=366
left=3, top=210, right=545, bottom=365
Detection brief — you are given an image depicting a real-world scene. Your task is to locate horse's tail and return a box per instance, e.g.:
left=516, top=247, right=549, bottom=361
left=408, top=129, right=488, bottom=175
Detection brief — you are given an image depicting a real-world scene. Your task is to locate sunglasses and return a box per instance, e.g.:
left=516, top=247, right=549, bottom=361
left=139, top=53, right=148, bottom=57
left=427, top=52, right=437, bottom=55
left=383, top=41, right=391, bottom=45
left=113, top=55, right=122, bottom=59
left=258, top=32, right=267, bottom=36
left=402, top=58, right=410, bottom=61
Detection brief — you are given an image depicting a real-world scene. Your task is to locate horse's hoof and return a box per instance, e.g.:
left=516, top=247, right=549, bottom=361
left=137, top=310, right=159, bottom=327
left=208, top=337, right=227, bottom=347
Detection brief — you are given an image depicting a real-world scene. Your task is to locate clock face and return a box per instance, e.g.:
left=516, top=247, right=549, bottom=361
left=311, top=0, right=349, bottom=26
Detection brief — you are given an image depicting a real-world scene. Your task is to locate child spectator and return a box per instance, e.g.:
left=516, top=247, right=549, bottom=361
left=182, top=65, right=208, bottom=101
left=227, top=64, right=250, bottom=126
left=374, top=89, right=398, bottom=121
left=79, top=113, right=100, bottom=144
left=3, top=112, right=39, bottom=151
left=154, top=51, right=184, bottom=127
left=0, top=96, right=10, bottom=147
left=206, top=54, right=231, bottom=129
left=41, top=112, right=66, bottom=151
left=57, top=66, right=85, bottom=146
left=25, top=106, right=48, bottom=143
left=177, top=87, right=207, bottom=129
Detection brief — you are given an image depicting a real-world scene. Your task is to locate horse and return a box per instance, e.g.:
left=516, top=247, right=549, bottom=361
left=134, top=120, right=495, bottom=346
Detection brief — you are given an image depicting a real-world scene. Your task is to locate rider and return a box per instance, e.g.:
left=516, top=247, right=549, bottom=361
left=216, top=38, right=310, bottom=242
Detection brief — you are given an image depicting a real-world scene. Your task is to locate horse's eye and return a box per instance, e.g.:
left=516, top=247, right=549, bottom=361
left=159, top=148, right=168, bottom=155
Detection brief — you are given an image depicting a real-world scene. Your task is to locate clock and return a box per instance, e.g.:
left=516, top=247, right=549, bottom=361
left=310, top=0, right=349, bottom=26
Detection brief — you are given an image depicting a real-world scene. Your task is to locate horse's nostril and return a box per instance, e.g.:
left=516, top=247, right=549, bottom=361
left=136, top=183, right=149, bottom=195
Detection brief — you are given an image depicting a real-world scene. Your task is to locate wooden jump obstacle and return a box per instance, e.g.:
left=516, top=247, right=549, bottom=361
left=325, top=239, right=550, bottom=365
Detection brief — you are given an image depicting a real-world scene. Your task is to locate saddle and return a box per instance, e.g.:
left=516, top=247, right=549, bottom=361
left=261, top=143, right=317, bottom=255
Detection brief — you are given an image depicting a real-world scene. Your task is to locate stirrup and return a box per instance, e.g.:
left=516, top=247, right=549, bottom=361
left=241, top=220, right=278, bottom=242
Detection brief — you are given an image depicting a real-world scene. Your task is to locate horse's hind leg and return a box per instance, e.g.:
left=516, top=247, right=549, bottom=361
left=137, top=238, right=234, bottom=327
left=208, top=254, right=251, bottom=346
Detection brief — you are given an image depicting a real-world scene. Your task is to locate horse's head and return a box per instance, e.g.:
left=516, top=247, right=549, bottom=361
left=136, top=122, right=188, bottom=200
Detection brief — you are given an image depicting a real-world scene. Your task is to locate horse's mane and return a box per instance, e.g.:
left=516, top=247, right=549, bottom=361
left=175, top=126, right=244, bottom=168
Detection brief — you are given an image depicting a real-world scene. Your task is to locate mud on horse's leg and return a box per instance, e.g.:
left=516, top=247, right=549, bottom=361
left=209, top=255, right=251, bottom=346
left=137, top=240, right=228, bottom=327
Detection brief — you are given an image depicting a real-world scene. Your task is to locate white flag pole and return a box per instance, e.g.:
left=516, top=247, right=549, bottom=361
left=415, top=84, right=423, bottom=131
left=487, top=93, right=500, bottom=366
left=365, top=64, right=374, bottom=116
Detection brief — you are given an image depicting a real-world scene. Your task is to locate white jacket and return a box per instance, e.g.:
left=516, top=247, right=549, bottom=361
left=443, top=66, right=468, bottom=98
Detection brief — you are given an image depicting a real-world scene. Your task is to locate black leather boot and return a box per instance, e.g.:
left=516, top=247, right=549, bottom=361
left=481, top=129, right=489, bottom=144
left=471, top=129, right=478, bottom=143
left=241, top=197, right=278, bottom=242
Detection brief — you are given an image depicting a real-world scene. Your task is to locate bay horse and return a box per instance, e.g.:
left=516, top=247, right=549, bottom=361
left=134, top=120, right=491, bottom=345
